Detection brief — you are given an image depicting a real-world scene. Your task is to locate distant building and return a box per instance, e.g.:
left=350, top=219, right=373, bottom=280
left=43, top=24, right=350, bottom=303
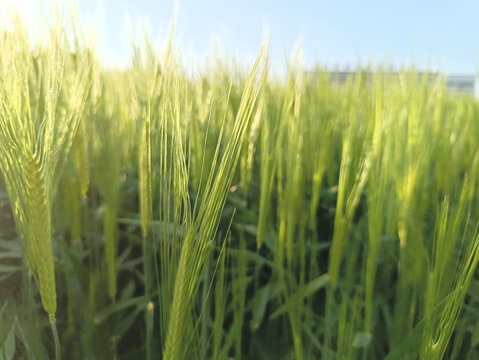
left=445, top=75, right=476, bottom=96
left=306, top=71, right=477, bottom=97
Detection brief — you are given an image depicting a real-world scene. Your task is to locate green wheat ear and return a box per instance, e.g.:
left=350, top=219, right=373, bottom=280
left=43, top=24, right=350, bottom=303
left=0, top=8, right=91, bottom=351
left=25, top=151, right=56, bottom=320
left=163, top=39, right=268, bottom=360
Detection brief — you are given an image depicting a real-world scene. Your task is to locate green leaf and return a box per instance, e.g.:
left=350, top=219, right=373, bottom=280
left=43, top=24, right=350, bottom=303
left=353, top=332, right=372, bottom=348
left=95, top=296, right=147, bottom=324
left=384, top=291, right=453, bottom=360
left=250, top=282, right=280, bottom=330
left=3, top=325, right=15, bottom=360
left=383, top=321, right=424, bottom=360
left=471, top=320, right=479, bottom=347
left=270, top=274, right=329, bottom=318
left=0, top=265, right=22, bottom=274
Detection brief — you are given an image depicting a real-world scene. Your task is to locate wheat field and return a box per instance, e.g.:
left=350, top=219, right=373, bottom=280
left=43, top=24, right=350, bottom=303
left=1, top=8, right=479, bottom=360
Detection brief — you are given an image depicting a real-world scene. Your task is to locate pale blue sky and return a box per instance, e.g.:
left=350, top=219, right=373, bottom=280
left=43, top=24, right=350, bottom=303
left=2, top=0, right=479, bottom=74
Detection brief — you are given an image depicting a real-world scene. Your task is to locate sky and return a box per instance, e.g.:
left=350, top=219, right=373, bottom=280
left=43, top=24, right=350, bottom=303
left=1, top=0, right=478, bottom=75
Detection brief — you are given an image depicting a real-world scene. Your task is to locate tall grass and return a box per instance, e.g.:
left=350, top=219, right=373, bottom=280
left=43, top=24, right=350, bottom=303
left=2, top=9, right=479, bottom=360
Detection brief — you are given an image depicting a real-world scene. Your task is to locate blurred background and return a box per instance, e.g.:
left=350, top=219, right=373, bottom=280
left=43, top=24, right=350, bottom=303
left=1, top=0, right=478, bottom=92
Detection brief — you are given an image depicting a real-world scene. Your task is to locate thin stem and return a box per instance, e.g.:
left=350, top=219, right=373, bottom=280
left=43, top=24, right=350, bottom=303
left=144, top=231, right=153, bottom=360
left=50, top=318, right=61, bottom=360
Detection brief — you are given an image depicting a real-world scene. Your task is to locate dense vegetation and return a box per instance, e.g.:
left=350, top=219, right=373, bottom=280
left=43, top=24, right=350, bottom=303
left=2, top=11, right=479, bottom=360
